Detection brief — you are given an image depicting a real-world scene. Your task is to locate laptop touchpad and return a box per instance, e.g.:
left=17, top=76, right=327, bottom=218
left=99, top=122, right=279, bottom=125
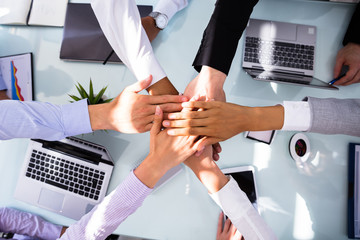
left=271, top=22, right=296, bottom=41
left=38, top=188, right=65, bottom=212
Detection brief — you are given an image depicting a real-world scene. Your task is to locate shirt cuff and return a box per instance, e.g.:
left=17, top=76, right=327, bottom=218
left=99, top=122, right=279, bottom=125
left=209, top=176, right=253, bottom=222
left=61, top=99, right=93, bottom=136
left=154, top=0, right=188, bottom=21
left=281, top=101, right=311, bottom=131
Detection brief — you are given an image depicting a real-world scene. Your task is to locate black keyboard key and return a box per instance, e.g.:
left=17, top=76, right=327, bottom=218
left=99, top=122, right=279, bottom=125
left=45, top=179, right=68, bottom=190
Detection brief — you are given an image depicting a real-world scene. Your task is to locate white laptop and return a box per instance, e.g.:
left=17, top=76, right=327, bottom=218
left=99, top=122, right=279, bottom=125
left=242, top=18, right=338, bottom=90
left=14, top=137, right=114, bottom=220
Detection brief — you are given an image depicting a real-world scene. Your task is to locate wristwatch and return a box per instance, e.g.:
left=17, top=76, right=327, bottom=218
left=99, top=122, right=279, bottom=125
left=149, top=12, right=168, bottom=30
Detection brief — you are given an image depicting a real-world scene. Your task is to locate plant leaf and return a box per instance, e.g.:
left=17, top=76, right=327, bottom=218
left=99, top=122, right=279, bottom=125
left=94, top=86, right=108, bottom=103
left=102, top=98, right=113, bottom=103
left=89, top=79, right=94, bottom=101
left=77, top=82, right=89, bottom=99
left=68, top=94, right=81, bottom=102
left=75, top=84, right=87, bottom=99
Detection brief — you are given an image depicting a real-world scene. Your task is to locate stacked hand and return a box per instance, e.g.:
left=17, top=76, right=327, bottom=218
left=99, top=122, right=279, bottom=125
left=181, top=66, right=227, bottom=160
left=89, top=75, right=187, bottom=133
left=134, top=106, right=199, bottom=188
left=333, top=43, right=360, bottom=86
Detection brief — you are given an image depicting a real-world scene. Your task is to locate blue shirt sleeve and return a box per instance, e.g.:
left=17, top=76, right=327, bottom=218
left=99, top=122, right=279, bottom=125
left=0, top=99, right=92, bottom=140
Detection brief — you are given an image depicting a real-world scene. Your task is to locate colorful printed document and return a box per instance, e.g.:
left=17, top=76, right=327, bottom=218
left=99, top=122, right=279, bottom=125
left=0, top=53, right=33, bottom=101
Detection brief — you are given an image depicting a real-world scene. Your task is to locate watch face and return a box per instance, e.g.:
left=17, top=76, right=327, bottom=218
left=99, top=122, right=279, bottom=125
left=156, top=14, right=167, bottom=29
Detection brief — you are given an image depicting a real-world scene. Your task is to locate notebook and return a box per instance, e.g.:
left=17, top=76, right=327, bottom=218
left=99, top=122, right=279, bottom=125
left=14, top=137, right=114, bottom=220
left=348, top=142, right=360, bottom=238
left=0, top=0, right=68, bottom=27
left=0, top=53, right=33, bottom=101
left=242, top=19, right=338, bottom=90
left=60, top=3, right=153, bottom=64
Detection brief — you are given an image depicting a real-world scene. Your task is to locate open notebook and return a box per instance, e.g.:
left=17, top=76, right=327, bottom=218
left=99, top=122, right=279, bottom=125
left=0, top=0, right=68, bottom=27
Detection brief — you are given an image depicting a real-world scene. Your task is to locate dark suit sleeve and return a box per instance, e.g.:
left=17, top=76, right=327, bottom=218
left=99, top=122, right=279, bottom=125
left=192, top=0, right=258, bottom=75
left=343, top=3, right=360, bottom=45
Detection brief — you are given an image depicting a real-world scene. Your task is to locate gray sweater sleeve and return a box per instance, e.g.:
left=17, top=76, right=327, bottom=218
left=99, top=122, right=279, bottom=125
left=305, top=97, right=360, bottom=137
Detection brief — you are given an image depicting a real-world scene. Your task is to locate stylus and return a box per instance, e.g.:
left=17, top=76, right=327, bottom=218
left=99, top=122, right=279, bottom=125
left=328, top=73, right=346, bottom=85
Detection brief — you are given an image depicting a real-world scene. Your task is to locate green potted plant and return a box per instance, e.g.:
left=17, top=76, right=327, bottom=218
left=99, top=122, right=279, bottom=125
left=69, top=79, right=113, bottom=104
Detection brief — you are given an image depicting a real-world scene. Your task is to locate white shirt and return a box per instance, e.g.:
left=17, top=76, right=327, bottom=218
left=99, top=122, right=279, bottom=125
left=91, top=0, right=188, bottom=86
left=281, top=101, right=311, bottom=131
left=210, top=177, right=277, bottom=240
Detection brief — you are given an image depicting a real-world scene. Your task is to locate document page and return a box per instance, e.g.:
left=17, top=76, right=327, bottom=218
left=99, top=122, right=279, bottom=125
left=28, top=0, right=68, bottom=27
left=0, top=0, right=32, bottom=25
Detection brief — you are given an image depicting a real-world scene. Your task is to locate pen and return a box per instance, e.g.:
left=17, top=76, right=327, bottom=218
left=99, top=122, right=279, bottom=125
left=328, top=73, right=346, bottom=85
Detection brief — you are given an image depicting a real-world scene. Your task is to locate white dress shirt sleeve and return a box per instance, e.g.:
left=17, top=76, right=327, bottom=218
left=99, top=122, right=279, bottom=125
left=281, top=101, right=311, bottom=131
left=0, top=99, right=92, bottom=140
left=91, top=0, right=166, bottom=86
left=210, top=177, right=277, bottom=240
left=154, top=0, right=188, bottom=21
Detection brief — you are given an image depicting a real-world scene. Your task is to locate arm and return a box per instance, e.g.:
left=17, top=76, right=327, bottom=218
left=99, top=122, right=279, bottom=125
left=164, top=100, right=284, bottom=149
left=306, top=97, right=360, bottom=136
left=0, top=207, right=62, bottom=240
left=61, top=107, right=199, bottom=239
left=333, top=3, right=360, bottom=86
left=142, top=0, right=188, bottom=42
left=184, top=153, right=276, bottom=240
left=192, top=0, right=258, bottom=75
left=91, top=0, right=186, bottom=96
left=0, top=77, right=187, bottom=140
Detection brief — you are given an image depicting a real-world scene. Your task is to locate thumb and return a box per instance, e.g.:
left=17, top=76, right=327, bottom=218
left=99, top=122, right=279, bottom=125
left=150, top=106, right=163, bottom=137
left=333, top=57, right=345, bottom=78
left=126, top=75, right=153, bottom=93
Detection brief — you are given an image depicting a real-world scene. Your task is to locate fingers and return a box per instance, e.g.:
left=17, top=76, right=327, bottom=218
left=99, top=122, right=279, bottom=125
left=167, top=127, right=212, bottom=136
left=163, top=118, right=208, bottom=128
left=159, top=103, right=183, bottom=113
left=126, top=75, right=153, bottom=93
left=213, top=142, right=222, bottom=154
left=181, top=101, right=213, bottom=109
left=196, top=137, right=222, bottom=151
left=167, top=111, right=208, bottom=120
left=150, top=106, right=163, bottom=137
left=223, top=217, right=232, bottom=233
left=342, top=67, right=360, bottom=86
left=335, top=67, right=358, bottom=85
left=148, top=94, right=188, bottom=104
left=333, top=56, right=345, bottom=79
left=216, top=212, right=224, bottom=238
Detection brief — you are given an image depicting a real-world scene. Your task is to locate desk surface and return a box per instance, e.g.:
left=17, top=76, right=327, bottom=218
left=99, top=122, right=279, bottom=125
left=0, top=0, right=359, bottom=239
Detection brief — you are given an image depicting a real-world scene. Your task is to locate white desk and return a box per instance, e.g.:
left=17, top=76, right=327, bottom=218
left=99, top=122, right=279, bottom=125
left=0, top=0, right=359, bottom=239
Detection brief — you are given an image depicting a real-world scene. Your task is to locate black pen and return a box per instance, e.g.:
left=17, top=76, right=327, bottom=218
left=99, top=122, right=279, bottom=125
left=328, top=73, right=346, bottom=85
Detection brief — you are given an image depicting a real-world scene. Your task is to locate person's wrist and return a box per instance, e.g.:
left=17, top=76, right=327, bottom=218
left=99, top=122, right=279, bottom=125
left=134, top=155, right=169, bottom=188
left=88, top=102, right=112, bottom=131
left=202, top=65, right=226, bottom=87
left=250, top=105, right=284, bottom=131
left=146, top=77, right=178, bottom=95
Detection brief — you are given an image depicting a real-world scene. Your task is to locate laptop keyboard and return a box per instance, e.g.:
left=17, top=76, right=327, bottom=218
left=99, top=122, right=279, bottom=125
left=25, top=150, right=105, bottom=200
left=244, top=37, right=314, bottom=71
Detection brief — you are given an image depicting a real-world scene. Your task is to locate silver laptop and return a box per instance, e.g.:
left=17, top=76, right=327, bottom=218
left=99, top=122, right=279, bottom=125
left=14, top=137, right=114, bottom=220
left=242, top=18, right=338, bottom=90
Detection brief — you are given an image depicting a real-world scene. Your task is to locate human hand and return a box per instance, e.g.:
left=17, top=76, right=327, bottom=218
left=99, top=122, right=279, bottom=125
left=217, top=212, right=243, bottom=240
left=333, top=43, right=360, bottom=86
left=184, top=66, right=226, bottom=160
left=184, top=66, right=226, bottom=102
left=88, top=75, right=188, bottom=133
left=134, top=106, right=199, bottom=188
left=0, top=90, right=9, bottom=100
left=164, top=101, right=284, bottom=150
left=141, top=16, right=160, bottom=42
